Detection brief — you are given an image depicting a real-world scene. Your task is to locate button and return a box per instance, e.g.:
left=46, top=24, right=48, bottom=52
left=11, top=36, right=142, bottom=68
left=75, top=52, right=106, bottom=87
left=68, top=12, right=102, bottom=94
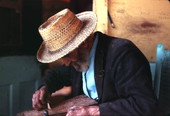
left=98, top=70, right=104, bottom=78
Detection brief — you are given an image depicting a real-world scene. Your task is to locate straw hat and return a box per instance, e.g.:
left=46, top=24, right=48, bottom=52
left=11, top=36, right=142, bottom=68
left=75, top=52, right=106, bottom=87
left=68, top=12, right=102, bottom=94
left=37, top=8, right=97, bottom=63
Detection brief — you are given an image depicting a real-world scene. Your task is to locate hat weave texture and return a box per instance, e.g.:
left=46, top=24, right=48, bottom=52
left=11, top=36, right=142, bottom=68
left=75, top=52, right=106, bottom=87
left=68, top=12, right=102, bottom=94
left=37, top=8, right=97, bottom=63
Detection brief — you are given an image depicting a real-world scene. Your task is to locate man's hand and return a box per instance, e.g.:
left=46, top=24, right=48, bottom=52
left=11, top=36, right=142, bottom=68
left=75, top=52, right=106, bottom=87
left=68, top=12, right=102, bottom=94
left=66, top=105, right=100, bottom=116
left=32, top=86, right=50, bottom=110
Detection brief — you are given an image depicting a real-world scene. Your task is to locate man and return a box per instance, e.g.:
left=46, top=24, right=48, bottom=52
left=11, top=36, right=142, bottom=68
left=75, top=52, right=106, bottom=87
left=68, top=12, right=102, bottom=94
left=32, top=8, right=158, bottom=116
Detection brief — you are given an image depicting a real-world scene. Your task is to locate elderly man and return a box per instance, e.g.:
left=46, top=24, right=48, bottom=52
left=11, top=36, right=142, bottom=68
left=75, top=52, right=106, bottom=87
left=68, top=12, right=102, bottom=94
left=32, top=8, right=158, bottom=116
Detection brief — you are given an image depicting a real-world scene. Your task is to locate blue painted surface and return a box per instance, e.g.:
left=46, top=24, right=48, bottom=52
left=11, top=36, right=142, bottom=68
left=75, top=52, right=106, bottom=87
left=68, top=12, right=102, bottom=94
left=0, top=56, right=42, bottom=116
left=152, top=44, right=170, bottom=115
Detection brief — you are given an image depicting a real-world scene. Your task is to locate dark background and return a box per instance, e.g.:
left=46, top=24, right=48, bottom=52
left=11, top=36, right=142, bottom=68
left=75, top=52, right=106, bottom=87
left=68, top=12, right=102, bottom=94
left=0, top=0, right=92, bottom=57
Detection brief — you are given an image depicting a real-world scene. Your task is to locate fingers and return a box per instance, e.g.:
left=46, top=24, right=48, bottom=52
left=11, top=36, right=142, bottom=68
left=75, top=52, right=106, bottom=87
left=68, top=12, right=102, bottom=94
left=32, top=89, right=48, bottom=110
left=32, top=90, right=42, bottom=110
left=66, top=106, right=100, bottom=116
left=66, top=106, right=89, bottom=116
left=39, top=89, right=46, bottom=104
left=68, top=106, right=81, bottom=111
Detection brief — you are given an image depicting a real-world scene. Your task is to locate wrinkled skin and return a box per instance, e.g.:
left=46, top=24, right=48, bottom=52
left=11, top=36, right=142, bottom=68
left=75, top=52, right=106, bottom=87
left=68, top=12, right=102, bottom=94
left=66, top=106, right=100, bottom=116
left=32, top=86, right=50, bottom=110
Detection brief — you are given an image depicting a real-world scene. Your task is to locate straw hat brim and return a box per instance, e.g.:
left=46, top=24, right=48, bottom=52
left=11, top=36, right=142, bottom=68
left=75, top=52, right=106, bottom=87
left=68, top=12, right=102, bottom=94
left=37, top=11, right=97, bottom=63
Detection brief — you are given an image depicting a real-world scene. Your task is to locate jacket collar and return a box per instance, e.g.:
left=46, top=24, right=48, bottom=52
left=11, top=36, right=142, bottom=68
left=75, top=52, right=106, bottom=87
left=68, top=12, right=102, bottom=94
left=94, top=31, right=107, bottom=102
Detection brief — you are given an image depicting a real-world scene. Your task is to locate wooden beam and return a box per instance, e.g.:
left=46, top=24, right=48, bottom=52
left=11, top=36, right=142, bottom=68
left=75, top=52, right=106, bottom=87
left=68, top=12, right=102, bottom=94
left=93, top=0, right=108, bottom=34
left=0, top=1, right=19, bottom=11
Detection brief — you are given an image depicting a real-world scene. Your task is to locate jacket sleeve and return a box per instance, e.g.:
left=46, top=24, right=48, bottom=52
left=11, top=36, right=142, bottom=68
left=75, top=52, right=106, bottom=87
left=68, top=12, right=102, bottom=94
left=42, top=65, right=72, bottom=94
left=99, top=40, right=158, bottom=116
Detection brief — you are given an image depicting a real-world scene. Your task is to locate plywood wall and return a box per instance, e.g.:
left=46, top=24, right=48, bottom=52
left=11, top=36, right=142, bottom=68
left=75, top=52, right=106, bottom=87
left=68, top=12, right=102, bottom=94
left=94, top=0, right=170, bottom=62
left=93, top=0, right=108, bottom=34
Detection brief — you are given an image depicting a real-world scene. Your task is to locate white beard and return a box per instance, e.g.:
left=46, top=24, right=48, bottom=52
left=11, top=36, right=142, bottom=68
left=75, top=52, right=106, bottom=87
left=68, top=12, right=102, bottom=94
left=72, top=60, right=89, bottom=72
left=71, top=48, right=90, bottom=72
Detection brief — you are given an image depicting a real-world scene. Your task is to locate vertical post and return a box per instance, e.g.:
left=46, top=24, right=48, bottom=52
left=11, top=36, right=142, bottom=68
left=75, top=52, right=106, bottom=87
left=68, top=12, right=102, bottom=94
left=93, top=0, right=108, bottom=34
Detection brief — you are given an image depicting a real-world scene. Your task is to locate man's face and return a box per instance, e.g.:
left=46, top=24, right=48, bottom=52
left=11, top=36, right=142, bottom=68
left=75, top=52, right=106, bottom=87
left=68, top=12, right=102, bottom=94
left=61, top=47, right=89, bottom=72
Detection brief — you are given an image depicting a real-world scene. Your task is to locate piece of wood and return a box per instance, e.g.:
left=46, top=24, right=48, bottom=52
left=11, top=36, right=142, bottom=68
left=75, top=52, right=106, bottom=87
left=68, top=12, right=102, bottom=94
left=16, top=95, right=97, bottom=116
left=93, top=0, right=108, bottom=34
left=0, top=1, right=19, bottom=10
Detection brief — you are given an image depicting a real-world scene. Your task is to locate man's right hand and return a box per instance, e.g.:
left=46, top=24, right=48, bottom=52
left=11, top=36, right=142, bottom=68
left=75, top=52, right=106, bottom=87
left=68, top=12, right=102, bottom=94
left=32, top=86, right=50, bottom=110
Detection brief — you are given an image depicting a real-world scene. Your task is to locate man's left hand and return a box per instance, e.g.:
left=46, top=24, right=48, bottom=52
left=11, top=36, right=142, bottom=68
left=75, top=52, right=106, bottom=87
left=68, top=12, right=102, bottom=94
left=66, top=105, right=100, bottom=116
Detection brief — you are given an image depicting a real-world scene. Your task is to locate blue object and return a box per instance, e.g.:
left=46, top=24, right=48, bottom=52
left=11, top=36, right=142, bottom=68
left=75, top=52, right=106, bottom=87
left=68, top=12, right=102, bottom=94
left=154, top=44, right=170, bottom=115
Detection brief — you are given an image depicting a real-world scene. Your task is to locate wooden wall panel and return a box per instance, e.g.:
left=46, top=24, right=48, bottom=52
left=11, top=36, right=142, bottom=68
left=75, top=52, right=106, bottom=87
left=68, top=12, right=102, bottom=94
left=94, top=0, right=170, bottom=62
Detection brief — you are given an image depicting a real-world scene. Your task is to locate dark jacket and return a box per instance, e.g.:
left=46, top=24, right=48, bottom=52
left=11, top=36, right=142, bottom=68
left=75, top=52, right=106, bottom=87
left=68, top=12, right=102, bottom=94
left=44, top=32, right=158, bottom=116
